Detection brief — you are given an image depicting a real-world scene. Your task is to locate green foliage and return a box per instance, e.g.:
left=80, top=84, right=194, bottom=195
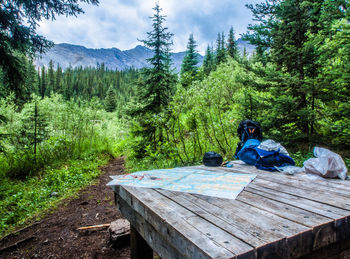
left=0, top=94, right=124, bottom=178
left=0, top=153, right=110, bottom=238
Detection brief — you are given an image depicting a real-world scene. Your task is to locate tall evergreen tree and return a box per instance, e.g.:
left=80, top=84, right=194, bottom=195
left=203, top=45, right=215, bottom=75
left=180, top=34, right=200, bottom=87
left=227, top=27, right=238, bottom=59
left=137, top=3, right=176, bottom=114
left=130, top=2, right=176, bottom=152
left=40, top=67, right=46, bottom=99
left=243, top=0, right=326, bottom=140
left=105, top=86, right=117, bottom=112
left=215, top=32, right=227, bottom=65
left=55, top=64, right=63, bottom=94
left=48, top=60, right=55, bottom=95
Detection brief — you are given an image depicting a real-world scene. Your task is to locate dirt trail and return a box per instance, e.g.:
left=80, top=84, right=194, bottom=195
left=0, top=157, right=130, bottom=259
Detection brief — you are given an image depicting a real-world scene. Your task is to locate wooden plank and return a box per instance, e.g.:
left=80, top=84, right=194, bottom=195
left=158, top=189, right=318, bottom=258
left=156, top=189, right=284, bottom=247
left=189, top=191, right=339, bottom=257
left=117, top=195, right=187, bottom=259
left=245, top=185, right=350, bottom=219
left=252, top=177, right=350, bottom=211
left=253, top=173, right=350, bottom=199
left=117, top=186, right=255, bottom=258
left=246, top=185, right=350, bottom=246
left=237, top=190, right=331, bottom=227
left=237, top=190, right=338, bottom=252
left=130, top=225, right=153, bottom=259
left=158, top=189, right=307, bottom=258
left=192, top=191, right=309, bottom=236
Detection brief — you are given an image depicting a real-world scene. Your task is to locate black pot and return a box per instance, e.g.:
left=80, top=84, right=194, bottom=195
left=203, top=151, right=223, bottom=167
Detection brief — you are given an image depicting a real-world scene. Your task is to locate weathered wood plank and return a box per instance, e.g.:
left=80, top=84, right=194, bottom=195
left=253, top=173, right=350, bottom=199
left=117, top=195, right=186, bottom=259
left=245, top=185, right=350, bottom=219
left=158, top=189, right=319, bottom=258
left=252, top=177, right=350, bottom=211
left=156, top=189, right=282, bottom=248
left=189, top=191, right=339, bottom=257
left=192, top=192, right=308, bottom=236
left=237, top=190, right=331, bottom=227
left=118, top=186, right=255, bottom=258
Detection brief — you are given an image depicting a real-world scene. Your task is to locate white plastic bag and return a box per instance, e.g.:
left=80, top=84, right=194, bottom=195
left=258, top=139, right=289, bottom=156
left=303, top=147, right=348, bottom=180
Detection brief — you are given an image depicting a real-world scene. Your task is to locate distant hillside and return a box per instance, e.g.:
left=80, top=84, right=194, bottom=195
left=35, top=40, right=255, bottom=71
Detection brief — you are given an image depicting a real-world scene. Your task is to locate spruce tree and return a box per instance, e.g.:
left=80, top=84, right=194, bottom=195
left=105, top=87, right=117, bottom=112
left=131, top=3, right=176, bottom=152
left=203, top=45, right=215, bottom=75
left=244, top=0, right=322, bottom=140
left=215, top=32, right=227, bottom=65
left=40, top=67, right=46, bottom=99
left=55, top=64, right=63, bottom=94
left=137, top=2, right=176, bottom=114
left=227, top=27, right=238, bottom=59
left=48, top=60, right=55, bottom=95
left=180, top=34, right=200, bottom=87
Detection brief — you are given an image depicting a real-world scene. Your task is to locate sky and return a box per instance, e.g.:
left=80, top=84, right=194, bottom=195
left=37, top=0, right=262, bottom=54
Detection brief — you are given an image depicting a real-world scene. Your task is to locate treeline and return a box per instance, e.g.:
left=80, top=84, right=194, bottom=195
left=0, top=59, right=140, bottom=112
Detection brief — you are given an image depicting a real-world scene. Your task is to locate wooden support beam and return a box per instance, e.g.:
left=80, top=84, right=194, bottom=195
left=130, top=225, right=153, bottom=259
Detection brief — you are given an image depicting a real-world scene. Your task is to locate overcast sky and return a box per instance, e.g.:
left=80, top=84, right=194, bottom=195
left=37, top=0, right=262, bottom=54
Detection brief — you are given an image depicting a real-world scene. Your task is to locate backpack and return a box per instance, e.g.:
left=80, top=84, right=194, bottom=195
left=236, top=139, right=295, bottom=171
left=234, top=120, right=263, bottom=159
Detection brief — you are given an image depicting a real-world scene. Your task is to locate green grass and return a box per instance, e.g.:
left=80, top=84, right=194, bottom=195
left=0, top=153, right=111, bottom=238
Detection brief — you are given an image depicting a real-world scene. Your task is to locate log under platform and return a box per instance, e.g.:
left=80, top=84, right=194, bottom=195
left=113, top=161, right=350, bottom=259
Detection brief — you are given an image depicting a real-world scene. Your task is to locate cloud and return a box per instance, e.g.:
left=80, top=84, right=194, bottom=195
left=37, top=0, right=262, bottom=54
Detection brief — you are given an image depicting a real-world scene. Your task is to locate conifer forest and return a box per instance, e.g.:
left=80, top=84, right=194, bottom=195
left=0, top=0, right=349, bottom=237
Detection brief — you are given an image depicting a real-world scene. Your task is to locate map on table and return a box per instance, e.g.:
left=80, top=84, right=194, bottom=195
left=107, top=168, right=256, bottom=200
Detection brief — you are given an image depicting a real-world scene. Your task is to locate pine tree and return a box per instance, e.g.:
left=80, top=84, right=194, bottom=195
left=137, top=2, right=176, bottom=114
left=244, top=0, right=323, bottom=139
left=215, top=32, right=227, bottom=65
left=47, top=60, right=55, bottom=95
left=105, top=86, right=117, bottom=112
left=55, top=64, right=63, bottom=94
left=180, top=34, right=200, bottom=87
left=40, top=67, right=46, bottom=99
left=24, top=59, right=38, bottom=98
left=130, top=2, right=176, bottom=153
left=203, top=45, right=215, bottom=75
left=227, top=27, right=238, bottom=59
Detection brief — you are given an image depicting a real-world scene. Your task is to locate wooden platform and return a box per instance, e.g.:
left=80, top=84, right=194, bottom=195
left=113, top=162, right=350, bottom=259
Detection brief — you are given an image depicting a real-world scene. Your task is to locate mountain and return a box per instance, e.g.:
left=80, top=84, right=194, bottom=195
left=35, top=40, right=255, bottom=71
left=35, top=44, right=196, bottom=72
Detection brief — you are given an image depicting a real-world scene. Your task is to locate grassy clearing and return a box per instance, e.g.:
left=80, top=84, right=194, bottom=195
left=0, top=153, right=111, bottom=238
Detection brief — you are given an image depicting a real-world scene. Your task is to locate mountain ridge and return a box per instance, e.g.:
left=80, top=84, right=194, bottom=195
left=35, top=40, right=254, bottom=71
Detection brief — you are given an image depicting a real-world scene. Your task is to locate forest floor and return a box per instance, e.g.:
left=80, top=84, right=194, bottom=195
left=0, top=157, right=130, bottom=259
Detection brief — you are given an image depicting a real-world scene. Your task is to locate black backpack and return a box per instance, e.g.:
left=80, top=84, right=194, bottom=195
left=234, top=120, right=263, bottom=158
